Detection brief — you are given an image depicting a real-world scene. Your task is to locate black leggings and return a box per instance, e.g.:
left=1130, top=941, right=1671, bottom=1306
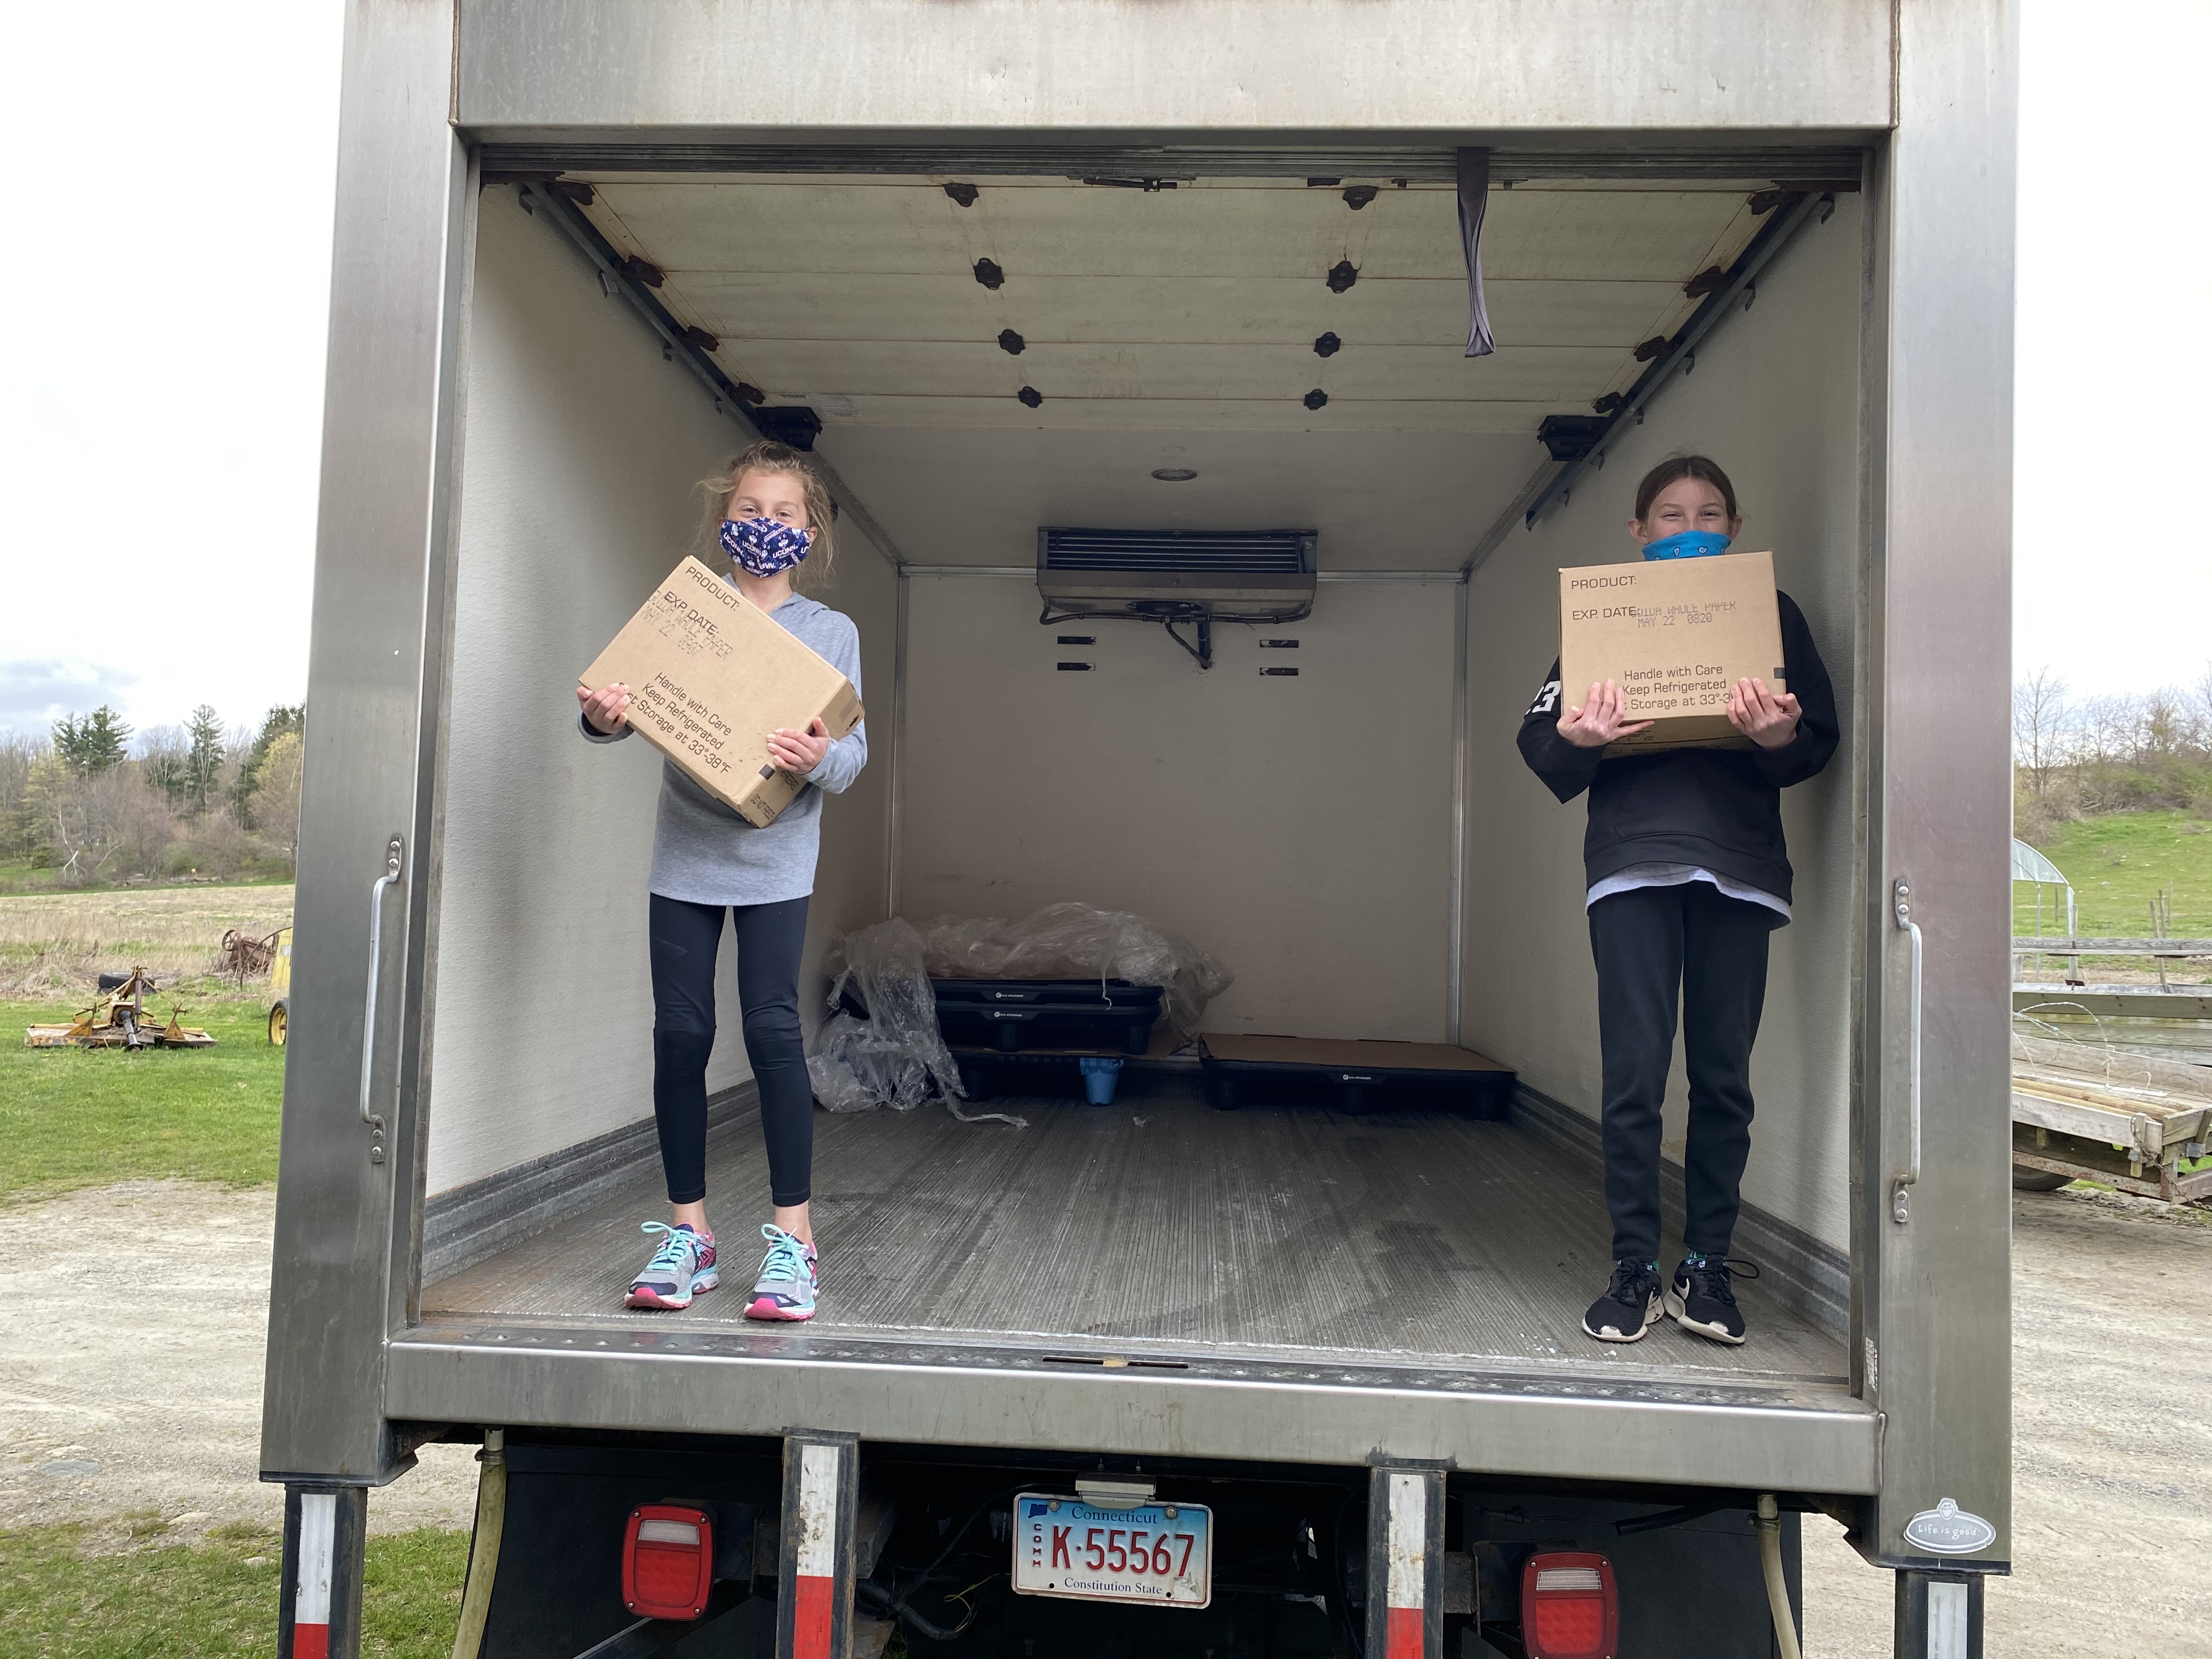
left=1588, top=881, right=1773, bottom=1264
left=648, top=892, right=813, bottom=1208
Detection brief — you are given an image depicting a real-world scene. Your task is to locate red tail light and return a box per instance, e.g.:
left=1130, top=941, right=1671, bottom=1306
left=1521, top=1551, right=1618, bottom=1659
left=622, top=1504, right=714, bottom=1620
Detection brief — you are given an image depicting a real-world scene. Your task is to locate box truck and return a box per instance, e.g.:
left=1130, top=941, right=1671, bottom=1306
left=262, top=4, right=2015, bottom=1655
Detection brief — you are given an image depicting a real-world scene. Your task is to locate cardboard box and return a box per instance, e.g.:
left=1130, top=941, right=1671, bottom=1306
left=1558, top=549, right=1784, bottom=754
left=579, top=556, right=865, bottom=827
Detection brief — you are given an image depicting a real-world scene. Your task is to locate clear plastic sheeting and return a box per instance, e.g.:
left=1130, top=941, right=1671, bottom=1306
left=917, top=903, right=1233, bottom=1042
left=810, top=905, right=1231, bottom=1123
left=810, top=918, right=1025, bottom=1126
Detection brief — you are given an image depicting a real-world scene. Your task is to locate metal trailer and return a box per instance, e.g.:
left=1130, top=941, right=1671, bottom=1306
left=261, top=4, right=2016, bottom=1655
left=2013, top=934, right=2212, bottom=994
left=2013, top=937, right=2212, bottom=1193
left=2010, top=1032, right=2212, bottom=1203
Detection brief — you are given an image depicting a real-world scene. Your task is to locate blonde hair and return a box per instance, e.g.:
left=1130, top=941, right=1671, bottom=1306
left=696, top=440, right=838, bottom=591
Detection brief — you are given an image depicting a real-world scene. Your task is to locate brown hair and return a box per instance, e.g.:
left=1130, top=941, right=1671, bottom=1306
left=1632, top=454, right=1740, bottom=524
left=696, top=440, right=837, bottom=591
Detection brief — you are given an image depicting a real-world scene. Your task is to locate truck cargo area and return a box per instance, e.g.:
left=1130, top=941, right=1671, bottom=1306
left=395, top=146, right=1873, bottom=1485
left=423, top=1085, right=1846, bottom=1387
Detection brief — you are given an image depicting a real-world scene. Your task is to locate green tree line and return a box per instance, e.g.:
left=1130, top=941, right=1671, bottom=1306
left=0, top=704, right=304, bottom=887
left=2013, top=667, right=2212, bottom=840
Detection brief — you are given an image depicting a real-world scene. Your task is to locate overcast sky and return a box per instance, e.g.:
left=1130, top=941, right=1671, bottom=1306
left=0, top=1, right=2199, bottom=741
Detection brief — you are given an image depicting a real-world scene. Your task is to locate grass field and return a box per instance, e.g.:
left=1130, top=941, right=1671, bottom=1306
left=0, top=878, right=459, bottom=1651
left=0, top=1522, right=466, bottom=1657
left=0, top=864, right=295, bottom=897
left=2019, top=810, right=2212, bottom=939
left=0, top=884, right=294, bottom=998
left=0, top=997, right=286, bottom=1201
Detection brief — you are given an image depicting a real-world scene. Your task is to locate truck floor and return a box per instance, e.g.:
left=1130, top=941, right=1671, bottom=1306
left=421, top=1083, right=1846, bottom=1388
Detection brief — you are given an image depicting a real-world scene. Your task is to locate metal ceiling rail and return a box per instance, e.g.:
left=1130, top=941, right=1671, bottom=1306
left=512, top=180, right=909, bottom=572
left=1460, top=185, right=1836, bottom=575
left=1460, top=462, right=1573, bottom=577
left=482, top=142, right=1869, bottom=184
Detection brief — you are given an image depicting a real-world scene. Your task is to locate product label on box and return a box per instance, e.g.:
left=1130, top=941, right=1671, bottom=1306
left=630, top=673, right=740, bottom=780
left=580, top=555, right=863, bottom=830
left=1617, top=661, right=1736, bottom=715
left=1559, top=551, right=1784, bottom=754
left=648, top=572, right=740, bottom=661
left=1565, top=592, right=1743, bottom=630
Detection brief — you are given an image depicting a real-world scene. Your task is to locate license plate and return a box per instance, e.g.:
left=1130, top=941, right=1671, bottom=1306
left=1011, top=1493, right=1212, bottom=1608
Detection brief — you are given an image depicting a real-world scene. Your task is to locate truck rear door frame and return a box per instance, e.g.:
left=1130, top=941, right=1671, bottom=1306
left=259, top=0, right=2015, bottom=1576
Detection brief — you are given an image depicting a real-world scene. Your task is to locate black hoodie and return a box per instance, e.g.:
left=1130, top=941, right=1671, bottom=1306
left=1515, top=589, right=1837, bottom=909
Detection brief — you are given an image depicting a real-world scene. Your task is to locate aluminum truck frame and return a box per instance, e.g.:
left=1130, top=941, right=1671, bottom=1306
left=262, top=5, right=2016, bottom=1656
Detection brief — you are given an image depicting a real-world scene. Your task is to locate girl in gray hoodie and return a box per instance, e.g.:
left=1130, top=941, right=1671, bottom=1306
left=579, top=440, right=866, bottom=1321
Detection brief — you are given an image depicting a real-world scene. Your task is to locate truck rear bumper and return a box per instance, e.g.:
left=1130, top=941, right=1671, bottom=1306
left=386, top=1319, right=1880, bottom=1496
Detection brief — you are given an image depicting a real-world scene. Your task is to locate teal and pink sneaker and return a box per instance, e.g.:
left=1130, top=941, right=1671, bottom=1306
left=744, top=1224, right=818, bottom=1321
left=625, top=1221, right=718, bottom=1311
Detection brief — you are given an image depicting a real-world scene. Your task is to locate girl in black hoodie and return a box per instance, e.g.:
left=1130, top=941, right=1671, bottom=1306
left=1516, top=456, right=1837, bottom=1348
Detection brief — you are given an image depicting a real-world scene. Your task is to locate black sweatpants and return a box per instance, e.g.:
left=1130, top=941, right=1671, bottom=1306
left=648, top=892, right=813, bottom=1208
left=1588, top=881, right=1773, bottom=1264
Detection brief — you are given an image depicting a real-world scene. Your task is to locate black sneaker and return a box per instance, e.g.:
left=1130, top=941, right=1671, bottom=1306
left=1666, top=1257, right=1759, bottom=1345
left=1582, top=1259, right=1663, bottom=1342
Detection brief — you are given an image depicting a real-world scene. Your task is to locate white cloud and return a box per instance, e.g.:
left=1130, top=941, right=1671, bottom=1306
left=0, top=1, right=343, bottom=738
left=0, top=659, right=138, bottom=735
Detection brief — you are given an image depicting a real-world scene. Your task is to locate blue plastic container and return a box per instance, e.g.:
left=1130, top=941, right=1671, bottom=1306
left=1079, top=1056, right=1124, bottom=1105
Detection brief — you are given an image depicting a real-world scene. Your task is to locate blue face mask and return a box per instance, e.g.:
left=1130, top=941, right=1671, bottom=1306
left=721, top=515, right=812, bottom=577
left=1642, top=530, right=1733, bottom=561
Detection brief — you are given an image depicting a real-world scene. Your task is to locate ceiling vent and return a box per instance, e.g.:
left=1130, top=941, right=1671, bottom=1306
left=1037, top=527, right=1317, bottom=665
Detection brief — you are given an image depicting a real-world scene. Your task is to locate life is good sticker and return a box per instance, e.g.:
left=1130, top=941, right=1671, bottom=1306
left=1901, top=1498, right=1998, bottom=1556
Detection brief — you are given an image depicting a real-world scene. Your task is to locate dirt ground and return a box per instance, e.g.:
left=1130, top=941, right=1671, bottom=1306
left=0, top=1181, right=477, bottom=1548
left=2, top=1180, right=2207, bottom=1653
left=1799, top=1186, right=2212, bottom=1656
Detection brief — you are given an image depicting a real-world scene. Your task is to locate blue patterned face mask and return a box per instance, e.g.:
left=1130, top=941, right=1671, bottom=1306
left=1643, top=530, right=1733, bottom=561
left=721, top=515, right=812, bottom=577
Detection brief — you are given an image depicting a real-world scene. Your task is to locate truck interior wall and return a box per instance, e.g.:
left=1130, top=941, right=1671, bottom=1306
left=424, top=187, right=895, bottom=1198
left=795, top=537, right=897, bottom=1024
left=899, top=573, right=1458, bottom=1040
left=1459, top=196, right=1864, bottom=1252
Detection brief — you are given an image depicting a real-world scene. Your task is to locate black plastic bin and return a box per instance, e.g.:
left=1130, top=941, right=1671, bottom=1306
left=838, top=977, right=1164, bottom=1056
left=952, top=1048, right=1133, bottom=1102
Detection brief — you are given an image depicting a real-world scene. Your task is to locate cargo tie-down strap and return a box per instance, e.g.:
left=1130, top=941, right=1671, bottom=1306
left=1457, top=147, right=1497, bottom=359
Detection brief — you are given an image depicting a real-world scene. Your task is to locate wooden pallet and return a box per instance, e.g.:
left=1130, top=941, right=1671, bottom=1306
left=1199, top=1034, right=1515, bottom=1116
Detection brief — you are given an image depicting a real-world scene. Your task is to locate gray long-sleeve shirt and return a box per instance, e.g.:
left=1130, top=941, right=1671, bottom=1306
left=582, top=591, right=867, bottom=907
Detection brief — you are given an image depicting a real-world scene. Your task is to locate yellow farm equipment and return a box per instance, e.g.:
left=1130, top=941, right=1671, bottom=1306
left=267, top=926, right=293, bottom=1045
left=25, top=967, right=216, bottom=1050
